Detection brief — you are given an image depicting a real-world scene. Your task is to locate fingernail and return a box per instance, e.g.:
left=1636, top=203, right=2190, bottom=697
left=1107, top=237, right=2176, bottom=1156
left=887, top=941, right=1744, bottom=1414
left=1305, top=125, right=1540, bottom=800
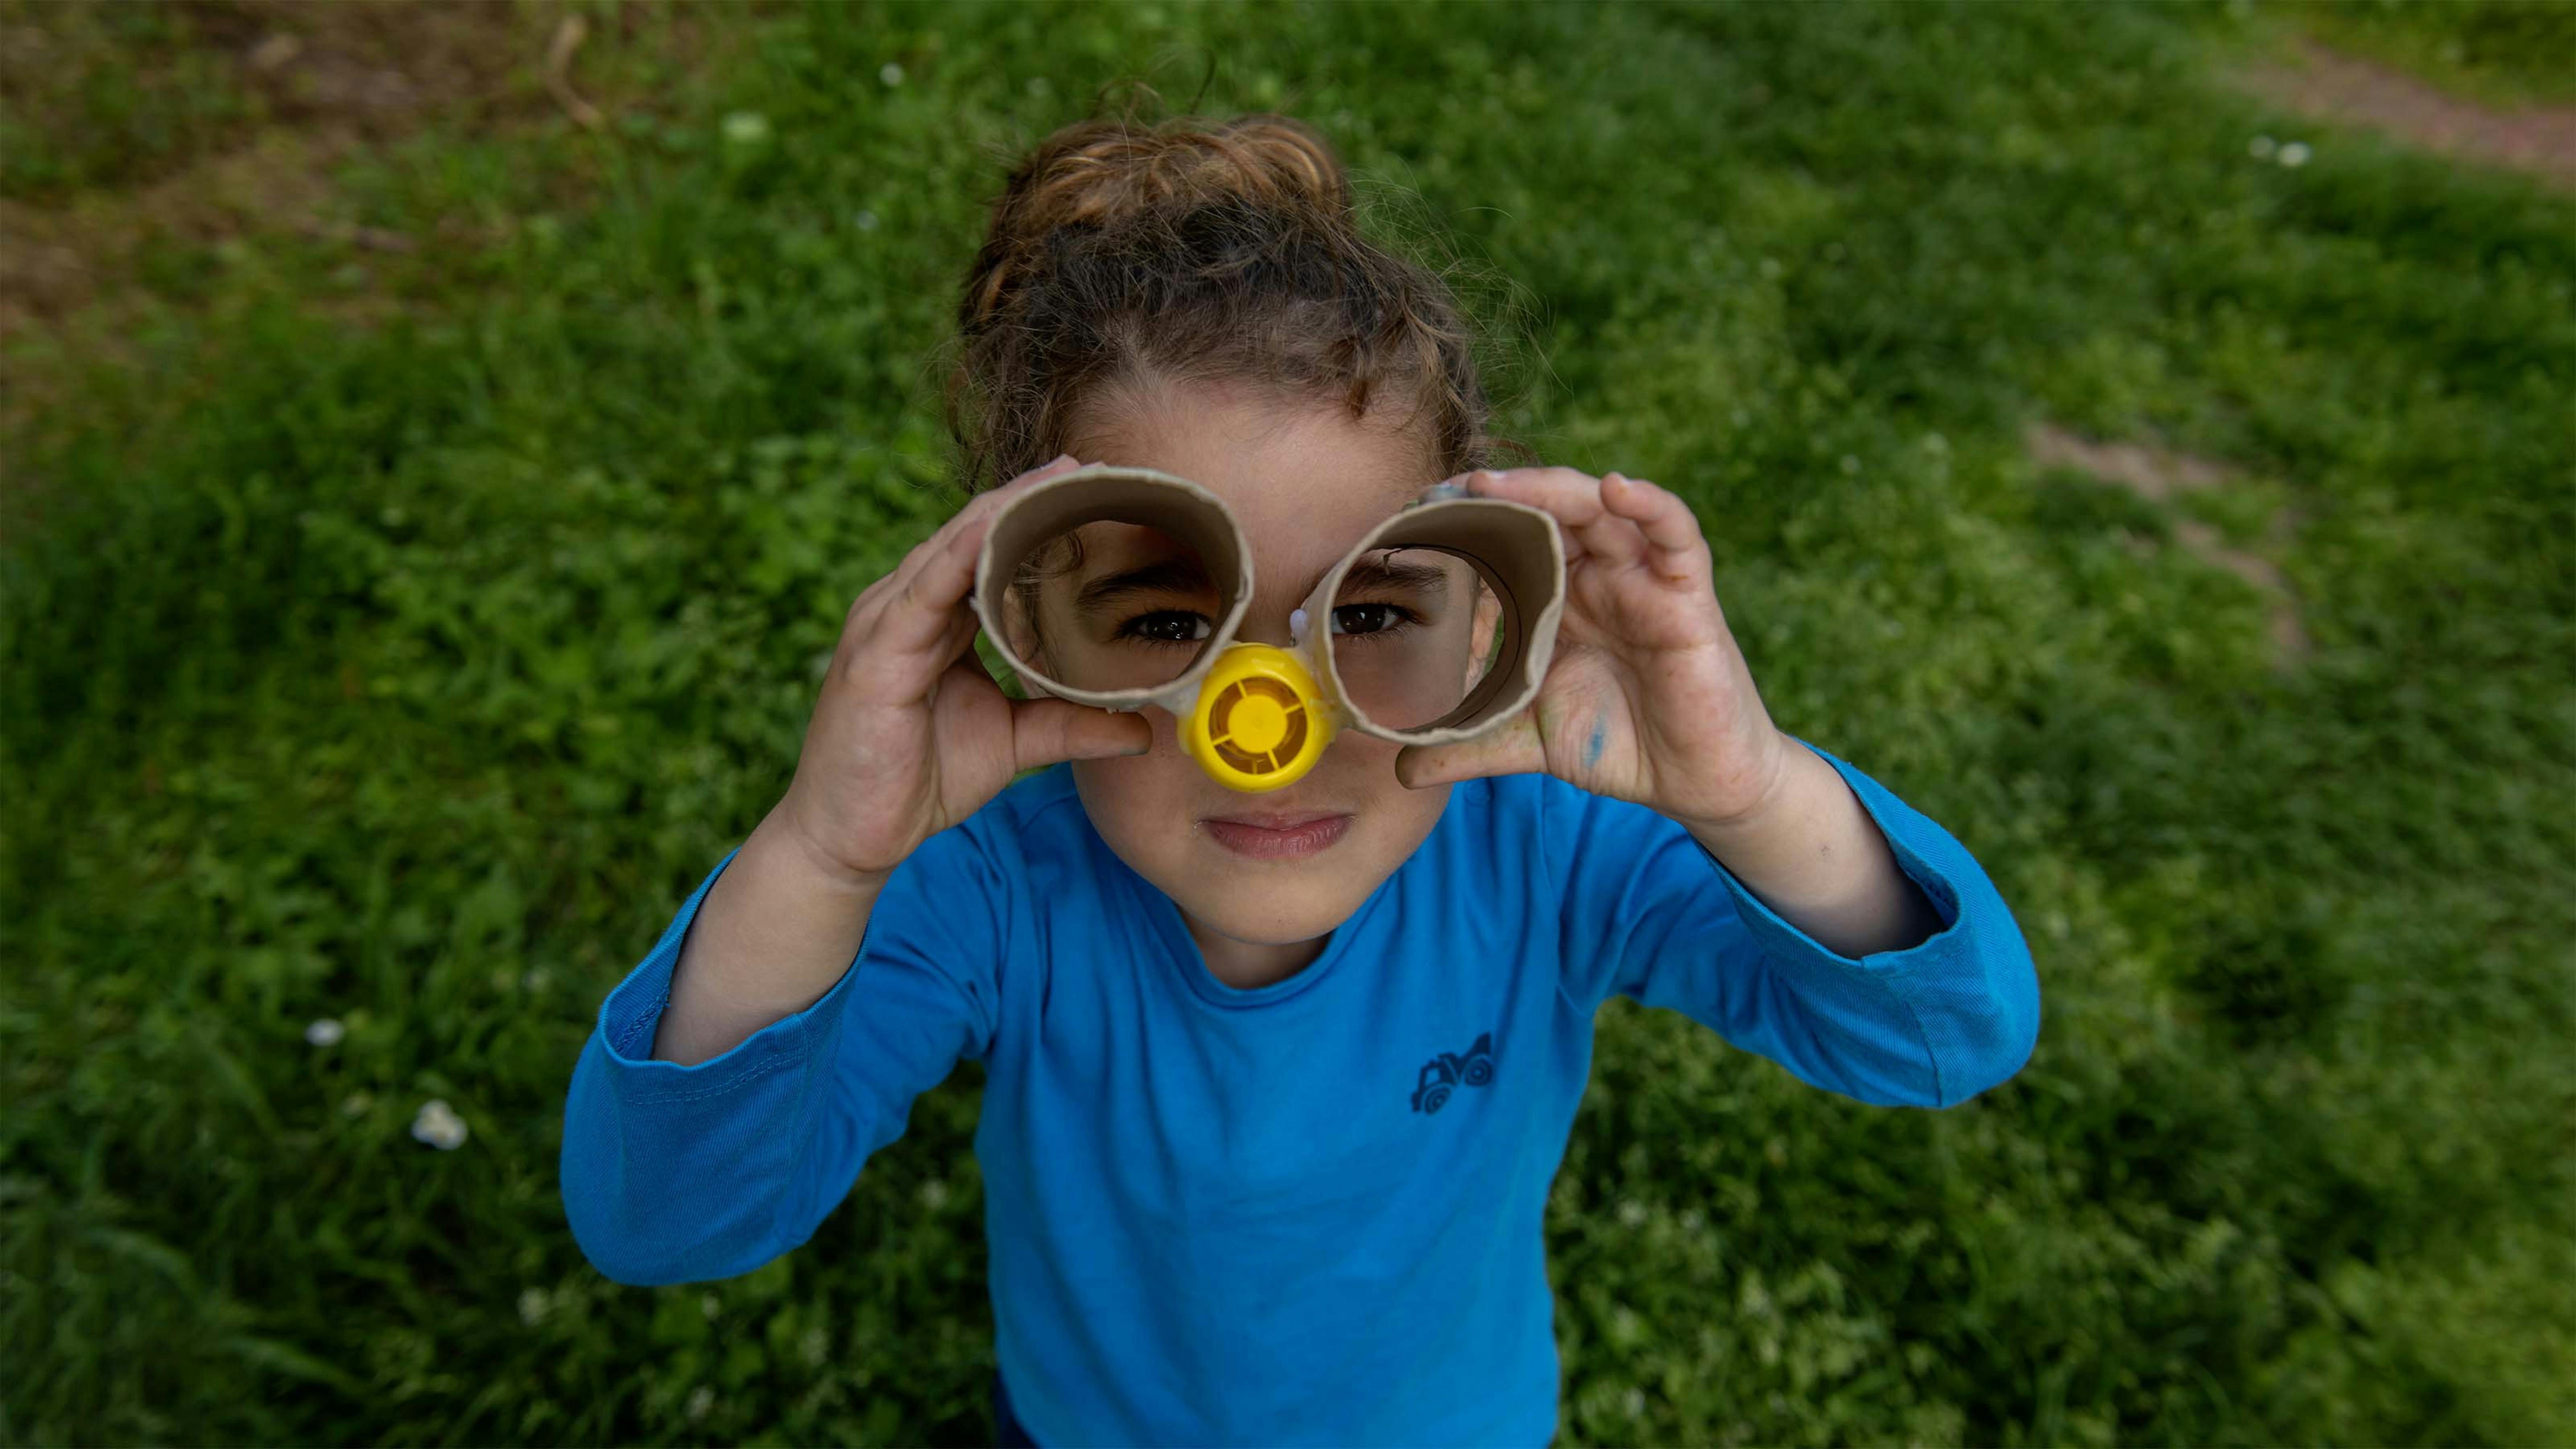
left=1052, top=453, right=1078, bottom=466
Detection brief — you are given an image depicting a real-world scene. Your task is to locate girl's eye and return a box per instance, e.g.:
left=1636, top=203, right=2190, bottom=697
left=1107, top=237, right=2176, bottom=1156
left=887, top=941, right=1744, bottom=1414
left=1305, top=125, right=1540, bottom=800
left=1117, top=611, right=1212, bottom=644
left=1331, top=603, right=1414, bottom=637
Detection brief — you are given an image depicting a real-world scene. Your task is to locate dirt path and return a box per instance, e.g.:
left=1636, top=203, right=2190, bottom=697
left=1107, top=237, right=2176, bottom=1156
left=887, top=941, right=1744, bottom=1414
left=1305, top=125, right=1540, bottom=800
left=2023, top=422, right=2311, bottom=666
left=2224, top=34, right=2576, bottom=192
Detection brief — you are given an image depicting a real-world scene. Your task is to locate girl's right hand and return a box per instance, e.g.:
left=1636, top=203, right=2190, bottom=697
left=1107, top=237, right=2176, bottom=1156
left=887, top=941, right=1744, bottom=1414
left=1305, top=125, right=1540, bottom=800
left=769, top=454, right=1152, bottom=886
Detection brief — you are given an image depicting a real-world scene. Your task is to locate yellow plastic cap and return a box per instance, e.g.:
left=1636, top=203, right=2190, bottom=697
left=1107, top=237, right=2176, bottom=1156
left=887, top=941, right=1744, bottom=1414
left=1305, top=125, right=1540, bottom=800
left=1183, top=643, right=1337, bottom=791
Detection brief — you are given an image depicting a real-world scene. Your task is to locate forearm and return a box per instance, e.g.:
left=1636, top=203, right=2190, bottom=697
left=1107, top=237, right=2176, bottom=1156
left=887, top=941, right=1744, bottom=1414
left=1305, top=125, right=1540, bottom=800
left=1680, top=737, right=1944, bottom=959
left=656, top=803, right=886, bottom=1065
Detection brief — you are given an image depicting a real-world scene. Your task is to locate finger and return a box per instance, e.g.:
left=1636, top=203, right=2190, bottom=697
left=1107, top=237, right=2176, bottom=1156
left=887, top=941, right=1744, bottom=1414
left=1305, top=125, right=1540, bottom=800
left=1462, top=466, right=1607, bottom=525
left=1602, top=472, right=1709, bottom=582
left=875, top=454, right=1089, bottom=658
left=886, top=453, right=1086, bottom=606
left=1458, top=470, right=1602, bottom=567
left=1392, top=713, right=1546, bottom=790
left=872, top=527, right=985, bottom=659
left=1573, top=495, right=1647, bottom=568
left=836, top=455, right=1086, bottom=687
left=933, top=605, right=981, bottom=673
left=1012, top=696, right=1153, bottom=767
left=1471, top=467, right=1641, bottom=567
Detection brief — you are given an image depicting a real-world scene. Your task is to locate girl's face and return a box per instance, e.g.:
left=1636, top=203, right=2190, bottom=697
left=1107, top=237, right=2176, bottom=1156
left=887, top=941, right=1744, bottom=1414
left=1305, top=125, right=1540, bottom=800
left=1012, top=380, right=1485, bottom=955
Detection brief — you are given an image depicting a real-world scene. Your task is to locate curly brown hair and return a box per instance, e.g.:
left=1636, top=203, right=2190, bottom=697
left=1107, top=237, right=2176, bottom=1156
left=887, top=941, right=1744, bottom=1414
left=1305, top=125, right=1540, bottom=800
left=934, top=83, right=1543, bottom=502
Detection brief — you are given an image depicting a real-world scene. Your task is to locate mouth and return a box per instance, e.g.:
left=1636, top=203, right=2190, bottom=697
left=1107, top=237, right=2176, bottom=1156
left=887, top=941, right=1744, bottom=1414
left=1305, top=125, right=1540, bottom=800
left=1201, top=810, right=1354, bottom=860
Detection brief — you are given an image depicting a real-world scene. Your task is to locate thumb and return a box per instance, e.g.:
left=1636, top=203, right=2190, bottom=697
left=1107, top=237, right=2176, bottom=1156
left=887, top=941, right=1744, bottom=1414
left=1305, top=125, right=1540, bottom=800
left=1394, top=714, right=1546, bottom=790
left=1011, top=696, right=1153, bottom=769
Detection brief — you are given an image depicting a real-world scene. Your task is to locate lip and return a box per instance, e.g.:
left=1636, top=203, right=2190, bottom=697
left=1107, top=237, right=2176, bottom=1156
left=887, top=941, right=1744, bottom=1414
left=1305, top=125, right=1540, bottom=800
left=1202, top=812, right=1353, bottom=860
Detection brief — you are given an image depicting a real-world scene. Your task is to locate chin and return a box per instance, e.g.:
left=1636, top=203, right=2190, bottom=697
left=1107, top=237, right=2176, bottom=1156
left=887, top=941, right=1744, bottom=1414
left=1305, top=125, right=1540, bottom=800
left=1164, top=873, right=1377, bottom=947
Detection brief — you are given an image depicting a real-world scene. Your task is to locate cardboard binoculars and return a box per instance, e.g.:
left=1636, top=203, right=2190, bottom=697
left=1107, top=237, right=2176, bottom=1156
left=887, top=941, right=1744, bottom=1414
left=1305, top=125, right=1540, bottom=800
left=971, top=463, right=1568, bottom=792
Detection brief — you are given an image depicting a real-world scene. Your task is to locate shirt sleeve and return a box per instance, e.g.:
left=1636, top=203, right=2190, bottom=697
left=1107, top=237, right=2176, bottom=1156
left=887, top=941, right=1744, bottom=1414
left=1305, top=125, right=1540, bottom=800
left=559, top=822, right=1006, bottom=1285
left=1545, top=741, right=2040, bottom=1108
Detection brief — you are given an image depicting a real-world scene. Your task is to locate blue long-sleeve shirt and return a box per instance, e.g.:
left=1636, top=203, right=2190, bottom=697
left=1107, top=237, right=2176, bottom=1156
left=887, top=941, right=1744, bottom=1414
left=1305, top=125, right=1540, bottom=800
left=561, top=744, right=2039, bottom=1446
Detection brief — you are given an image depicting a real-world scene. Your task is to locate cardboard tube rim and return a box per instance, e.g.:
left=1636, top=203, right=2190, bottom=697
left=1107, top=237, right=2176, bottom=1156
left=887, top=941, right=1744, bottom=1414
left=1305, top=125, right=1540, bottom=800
left=1298, top=494, right=1568, bottom=746
left=968, top=463, right=1255, bottom=713
left=969, top=464, right=1568, bottom=747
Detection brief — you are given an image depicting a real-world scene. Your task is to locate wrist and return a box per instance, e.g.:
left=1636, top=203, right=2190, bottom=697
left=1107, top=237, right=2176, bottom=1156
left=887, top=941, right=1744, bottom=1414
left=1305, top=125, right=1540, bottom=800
left=754, top=801, right=894, bottom=900
left=1674, top=726, right=1808, bottom=842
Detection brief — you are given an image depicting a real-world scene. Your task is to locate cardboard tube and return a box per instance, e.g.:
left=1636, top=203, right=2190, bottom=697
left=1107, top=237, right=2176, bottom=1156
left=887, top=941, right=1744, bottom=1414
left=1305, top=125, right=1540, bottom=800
left=970, top=464, right=1566, bottom=748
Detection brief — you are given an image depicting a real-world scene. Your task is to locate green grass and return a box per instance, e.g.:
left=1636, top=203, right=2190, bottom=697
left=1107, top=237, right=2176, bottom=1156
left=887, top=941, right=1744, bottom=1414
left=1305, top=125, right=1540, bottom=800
left=5, top=0, right=2573, bottom=1444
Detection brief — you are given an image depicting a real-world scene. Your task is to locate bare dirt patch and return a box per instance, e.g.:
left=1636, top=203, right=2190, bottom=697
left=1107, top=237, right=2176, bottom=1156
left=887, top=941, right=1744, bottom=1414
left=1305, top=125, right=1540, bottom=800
left=2224, top=34, right=2576, bottom=192
left=2023, top=420, right=2311, bottom=665
left=0, top=0, right=568, bottom=332
left=0, top=0, right=735, bottom=469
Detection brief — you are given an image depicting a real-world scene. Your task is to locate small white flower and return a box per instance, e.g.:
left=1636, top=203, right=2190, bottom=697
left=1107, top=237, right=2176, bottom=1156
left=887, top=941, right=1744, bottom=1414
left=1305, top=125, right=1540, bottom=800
left=701, top=1292, right=721, bottom=1320
left=518, top=1287, right=549, bottom=1326
left=919, top=1178, right=951, bottom=1209
left=2248, top=134, right=2277, bottom=159
left=2279, top=141, right=2311, bottom=168
left=686, top=1385, right=715, bottom=1422
left=410, top=1098, right=469, bottom=1150
left=854, top=210, right=879, bottom=232
left=1616, top=1198, right=1649, bottom=1228
left=1623, top=1387, right=1647, bottom=1418
left=304, top=1018, right=345, bottom=1047
left=879, top=61, right=904, bottom=87
left=721, top=111, right=770, bottom=145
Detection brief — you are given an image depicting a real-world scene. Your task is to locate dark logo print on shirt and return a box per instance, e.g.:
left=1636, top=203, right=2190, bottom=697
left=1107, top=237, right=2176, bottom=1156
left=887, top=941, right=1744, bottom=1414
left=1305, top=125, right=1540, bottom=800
left=1410, top=1031, right=1496, bottom=1114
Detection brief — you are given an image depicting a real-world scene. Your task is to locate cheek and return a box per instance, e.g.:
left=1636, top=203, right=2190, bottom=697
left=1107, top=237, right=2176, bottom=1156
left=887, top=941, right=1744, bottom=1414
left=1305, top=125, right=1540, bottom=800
left=1069, top=710, right=1194, bottom=843
left=1325, top=729, right=1439, bottom=817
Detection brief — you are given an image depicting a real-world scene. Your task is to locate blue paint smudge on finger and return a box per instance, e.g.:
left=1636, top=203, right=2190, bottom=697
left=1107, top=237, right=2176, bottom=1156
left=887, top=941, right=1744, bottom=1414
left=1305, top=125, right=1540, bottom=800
left=1584, top=717, right=1606, bottom=770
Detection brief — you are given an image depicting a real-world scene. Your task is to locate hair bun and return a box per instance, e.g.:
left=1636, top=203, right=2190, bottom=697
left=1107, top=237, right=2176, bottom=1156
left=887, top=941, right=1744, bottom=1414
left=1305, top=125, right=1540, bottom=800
left=943, top=94, right=1535, bottom=499
left=1024, top=111, right=1347, bottom=231
left=969, top=110, right=1351, bottom=328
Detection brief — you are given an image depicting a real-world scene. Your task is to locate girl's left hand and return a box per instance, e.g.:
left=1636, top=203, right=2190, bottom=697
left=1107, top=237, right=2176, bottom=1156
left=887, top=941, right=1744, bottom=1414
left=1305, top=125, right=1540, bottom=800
left=1394, top=466, right=1795, bottom=831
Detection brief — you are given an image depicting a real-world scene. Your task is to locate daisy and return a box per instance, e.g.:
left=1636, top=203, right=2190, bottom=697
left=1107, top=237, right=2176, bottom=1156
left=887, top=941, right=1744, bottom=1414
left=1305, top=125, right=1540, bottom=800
left=411, top=1099, right=470, bottom=1150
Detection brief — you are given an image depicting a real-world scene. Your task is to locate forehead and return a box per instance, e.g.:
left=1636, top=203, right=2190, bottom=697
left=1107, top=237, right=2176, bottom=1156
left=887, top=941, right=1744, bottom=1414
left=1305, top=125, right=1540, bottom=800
left=1065, top=380, right=1436, bottom=568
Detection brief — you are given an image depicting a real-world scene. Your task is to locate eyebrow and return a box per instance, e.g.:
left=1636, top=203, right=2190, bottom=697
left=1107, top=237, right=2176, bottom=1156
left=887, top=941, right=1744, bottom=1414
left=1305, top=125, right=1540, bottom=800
left=1073, top=556, right=1218, bottom=614
left=1336, top=551, right=1452, bottom=596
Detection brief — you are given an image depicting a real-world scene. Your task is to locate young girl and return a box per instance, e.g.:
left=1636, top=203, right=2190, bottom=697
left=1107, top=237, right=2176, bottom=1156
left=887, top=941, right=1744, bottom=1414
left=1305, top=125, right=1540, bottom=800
left=562, top=108, right=2039, bottom=1447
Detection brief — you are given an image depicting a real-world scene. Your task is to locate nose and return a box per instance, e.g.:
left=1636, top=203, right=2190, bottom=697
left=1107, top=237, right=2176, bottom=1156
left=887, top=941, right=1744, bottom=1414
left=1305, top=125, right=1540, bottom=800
left=1230, top=597, right=1308, bottom=650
